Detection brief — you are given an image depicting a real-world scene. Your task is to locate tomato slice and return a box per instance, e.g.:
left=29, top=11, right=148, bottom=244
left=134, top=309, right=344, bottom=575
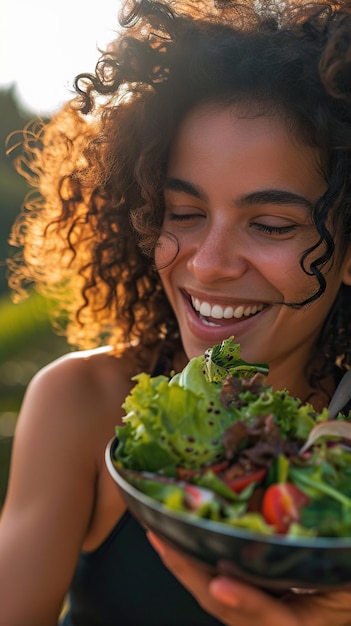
left=176, top=459, right=230, bottom=481
left=204, top=460, right=231, bottom=474
left=261, top=483, right=310, bottom=534
left=224, top=468, right=267, bottom=494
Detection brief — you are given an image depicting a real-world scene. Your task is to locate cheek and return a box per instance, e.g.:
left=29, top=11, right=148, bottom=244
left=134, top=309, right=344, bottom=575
left=154, top=232, right=180, bottom=271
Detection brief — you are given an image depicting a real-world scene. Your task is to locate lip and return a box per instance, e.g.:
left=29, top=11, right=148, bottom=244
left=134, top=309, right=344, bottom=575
left=184, top=289, right=266, bottom=308
left=182, top=291, right=271, bottom=343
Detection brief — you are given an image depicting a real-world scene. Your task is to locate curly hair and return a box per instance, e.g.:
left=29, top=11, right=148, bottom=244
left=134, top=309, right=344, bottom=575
left=7, top=0, right=351, bottom=376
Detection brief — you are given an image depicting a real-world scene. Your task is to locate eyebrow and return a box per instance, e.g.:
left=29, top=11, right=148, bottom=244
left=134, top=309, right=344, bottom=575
left=238, top=190, right=314, bottom=211
left=164, top=177, right=206, bottom=200
left=164, top=177, right=315, bottom=211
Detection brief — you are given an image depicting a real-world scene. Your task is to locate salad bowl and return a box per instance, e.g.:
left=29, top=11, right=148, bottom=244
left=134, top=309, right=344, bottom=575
left=105, top=338, right=351, bottom=593
left=106, top=436, right=351, bottom=593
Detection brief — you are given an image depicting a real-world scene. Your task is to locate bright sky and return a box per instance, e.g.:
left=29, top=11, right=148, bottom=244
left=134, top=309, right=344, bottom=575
left=1, top=0, right=123, bottom=115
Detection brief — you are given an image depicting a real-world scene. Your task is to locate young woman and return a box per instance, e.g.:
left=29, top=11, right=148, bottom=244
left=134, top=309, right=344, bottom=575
left=1, top=1, right=351, bottom=624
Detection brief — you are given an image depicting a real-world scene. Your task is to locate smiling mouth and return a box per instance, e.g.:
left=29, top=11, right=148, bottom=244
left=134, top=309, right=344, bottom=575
left=190, top=296, right=265, bottom=325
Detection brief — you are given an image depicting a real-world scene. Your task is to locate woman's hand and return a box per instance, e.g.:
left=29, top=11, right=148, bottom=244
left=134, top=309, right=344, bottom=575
left=148, top=532, right=351, bottom=626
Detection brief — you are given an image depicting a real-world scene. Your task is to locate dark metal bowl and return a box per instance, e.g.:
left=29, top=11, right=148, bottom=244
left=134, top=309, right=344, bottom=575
left=106, top=437, right=351, bottom=593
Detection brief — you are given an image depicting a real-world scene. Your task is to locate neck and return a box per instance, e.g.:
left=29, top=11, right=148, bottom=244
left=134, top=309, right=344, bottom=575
left=266, top=353, right=334, bottom=412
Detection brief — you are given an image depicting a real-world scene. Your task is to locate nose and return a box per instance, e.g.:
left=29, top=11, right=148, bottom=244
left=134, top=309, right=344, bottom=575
left=187, top=224, right=250, bottom=284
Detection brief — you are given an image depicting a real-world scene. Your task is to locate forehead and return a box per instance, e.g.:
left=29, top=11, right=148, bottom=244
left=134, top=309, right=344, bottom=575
left=167, top=102, right=325, bottom=201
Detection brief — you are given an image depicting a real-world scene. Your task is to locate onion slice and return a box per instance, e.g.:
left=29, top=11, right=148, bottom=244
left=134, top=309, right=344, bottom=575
left=299, top=420, right=351, bottom=455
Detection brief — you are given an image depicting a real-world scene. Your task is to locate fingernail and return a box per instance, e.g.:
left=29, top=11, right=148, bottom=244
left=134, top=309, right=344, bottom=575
left=209, top=577, right=240, bottom=608
left=147, top=531, right=166, bottom=557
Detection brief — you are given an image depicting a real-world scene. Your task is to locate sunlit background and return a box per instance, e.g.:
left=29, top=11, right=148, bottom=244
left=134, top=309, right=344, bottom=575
left=0, top=0, right=123, bottom=505
left=1, top=0, right=122, bottom=114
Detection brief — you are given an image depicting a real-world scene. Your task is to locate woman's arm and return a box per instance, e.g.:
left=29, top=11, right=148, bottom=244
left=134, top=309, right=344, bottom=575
left=148, top=533, right=351, bottom=626
left=0, top=353, right=115, bottom=626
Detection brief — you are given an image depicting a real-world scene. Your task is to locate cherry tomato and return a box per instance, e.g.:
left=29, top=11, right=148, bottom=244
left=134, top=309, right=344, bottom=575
left=224, top=468, right=267, bottom=494
left=261, top=482, right=310, bottom=533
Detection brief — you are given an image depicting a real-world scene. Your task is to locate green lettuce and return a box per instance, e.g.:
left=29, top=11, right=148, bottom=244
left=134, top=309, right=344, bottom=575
left=115, top=337, right=268, bottom=473
left=113, top=337, right=351, bottom=537
left=114, top=336, right=323, bottom=474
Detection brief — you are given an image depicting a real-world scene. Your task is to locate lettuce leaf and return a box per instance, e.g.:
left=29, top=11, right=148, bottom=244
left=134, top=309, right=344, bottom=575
left=115, top=337, right=268, bottom=472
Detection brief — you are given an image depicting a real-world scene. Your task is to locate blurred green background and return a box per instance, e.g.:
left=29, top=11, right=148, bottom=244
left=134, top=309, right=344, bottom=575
left=0, top=87, right=67, bottom=507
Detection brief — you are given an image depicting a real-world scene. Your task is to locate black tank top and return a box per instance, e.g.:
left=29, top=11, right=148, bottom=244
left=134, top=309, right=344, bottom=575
left=60, top=511, right=226, bottom=626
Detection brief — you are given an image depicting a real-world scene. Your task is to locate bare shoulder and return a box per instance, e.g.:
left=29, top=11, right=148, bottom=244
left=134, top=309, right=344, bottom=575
left=19, top=345, right=137, bottom=436
left=8, top=345, right=138, bottom=509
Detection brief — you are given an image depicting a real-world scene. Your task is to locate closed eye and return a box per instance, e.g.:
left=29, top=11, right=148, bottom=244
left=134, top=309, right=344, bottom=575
left=251, top=223, right=298, bottom=235
left=167, top=212, right=204, bottom=222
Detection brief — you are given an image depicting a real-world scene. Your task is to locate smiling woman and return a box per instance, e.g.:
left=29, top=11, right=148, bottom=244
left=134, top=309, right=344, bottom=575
left=1, top=1, right=351, bottom=625
left=158, top=104, right=335, bottom=387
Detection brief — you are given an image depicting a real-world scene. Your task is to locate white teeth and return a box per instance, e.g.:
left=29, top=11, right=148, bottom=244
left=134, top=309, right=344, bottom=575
left=233, top=305, right=244, bottom=319
left=191, top=297, right=264, bottom=320
left=200, top=317, right=220, bottom=327
left=199, top=301, right=211, bottom=316
left=223, top=306, right=234, bottom=319
left=211, top=305, right=224, bottom=319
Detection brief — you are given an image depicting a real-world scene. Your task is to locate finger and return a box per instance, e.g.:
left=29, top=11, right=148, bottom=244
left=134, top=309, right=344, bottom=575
left=210, top=577, right=292, bottom=616
left=148, top=532, right=351, bottom=626
left=147, top=531, right=168, bottom=558
left=284, top=588, right=351, bottom=626
left=148, top=531, right=213, bottom=591
left=212, top=578, right=351, bottom=626
left=148, top=532, right=295, bottom=626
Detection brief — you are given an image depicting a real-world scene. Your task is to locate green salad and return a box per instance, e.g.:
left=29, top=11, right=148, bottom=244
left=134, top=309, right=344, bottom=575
left=114, top=337, right=351, bottom=538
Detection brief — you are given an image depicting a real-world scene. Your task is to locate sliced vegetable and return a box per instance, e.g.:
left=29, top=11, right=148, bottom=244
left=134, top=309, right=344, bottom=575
left=224, top=467, right=267, bottom=494
left=176, top=459, right=230, bottom=481
left=261, top=483, right=310, bottom=534
left=299, top=420, right=351, bottom=455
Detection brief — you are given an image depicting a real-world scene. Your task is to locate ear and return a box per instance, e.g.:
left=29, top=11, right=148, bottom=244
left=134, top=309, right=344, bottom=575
left=341, top=246, right=351, bottom=286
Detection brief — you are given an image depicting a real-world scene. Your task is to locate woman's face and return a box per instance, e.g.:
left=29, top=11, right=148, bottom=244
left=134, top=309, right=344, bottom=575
left=155, top=103, right=351, bottom=389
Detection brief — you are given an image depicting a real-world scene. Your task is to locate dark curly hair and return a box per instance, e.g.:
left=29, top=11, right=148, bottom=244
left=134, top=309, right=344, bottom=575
left=7, top=0, right=351, bottom=379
